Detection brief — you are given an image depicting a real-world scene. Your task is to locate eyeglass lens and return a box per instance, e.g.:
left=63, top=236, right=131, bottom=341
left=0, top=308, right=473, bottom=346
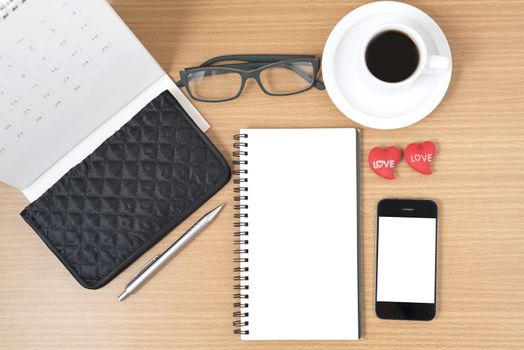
left=259, top=61, right=315, bottom=95
left=187, top=69, right=243, bottom=101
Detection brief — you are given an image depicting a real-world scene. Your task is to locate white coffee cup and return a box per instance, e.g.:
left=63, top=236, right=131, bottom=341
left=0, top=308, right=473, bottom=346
left=361, top=22, right=450, bottom=88
left=322, top=1, right=453, bottom=129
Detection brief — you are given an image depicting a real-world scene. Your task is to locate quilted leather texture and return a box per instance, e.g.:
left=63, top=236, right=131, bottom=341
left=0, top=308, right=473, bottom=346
left=21, top=91, right=230, bottom=289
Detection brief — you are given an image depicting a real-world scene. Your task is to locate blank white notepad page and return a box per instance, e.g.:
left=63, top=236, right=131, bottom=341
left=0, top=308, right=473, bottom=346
left=237, top=128, right=360, bottom=340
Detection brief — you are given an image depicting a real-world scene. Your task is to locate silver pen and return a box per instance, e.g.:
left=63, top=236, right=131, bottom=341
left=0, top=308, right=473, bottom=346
left=118, top=203, right=225, bottom=301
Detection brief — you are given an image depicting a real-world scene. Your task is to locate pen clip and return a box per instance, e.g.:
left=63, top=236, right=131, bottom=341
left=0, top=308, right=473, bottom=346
left=124, top=255, right=160, bottom=288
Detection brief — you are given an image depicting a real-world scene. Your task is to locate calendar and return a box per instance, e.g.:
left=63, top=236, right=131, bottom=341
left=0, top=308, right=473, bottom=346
left=0, top=0, right=207, bottom=200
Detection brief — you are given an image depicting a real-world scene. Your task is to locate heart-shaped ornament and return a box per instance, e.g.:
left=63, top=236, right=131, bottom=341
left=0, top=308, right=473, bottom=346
left=405, top=141, right=437, bottom=175
left=368, top=146, right=402, bottom=179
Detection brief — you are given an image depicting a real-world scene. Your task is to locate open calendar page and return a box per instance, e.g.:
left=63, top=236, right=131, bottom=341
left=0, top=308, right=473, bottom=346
left=0, top=0, right=208, bottom=201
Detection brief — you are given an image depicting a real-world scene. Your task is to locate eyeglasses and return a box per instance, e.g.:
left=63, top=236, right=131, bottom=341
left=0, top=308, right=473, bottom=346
left=176, top=55, right=325, bottom=102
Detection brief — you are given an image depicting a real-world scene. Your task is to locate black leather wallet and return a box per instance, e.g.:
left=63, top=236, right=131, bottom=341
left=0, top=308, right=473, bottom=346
left=21, top=91, right=230, bottom=289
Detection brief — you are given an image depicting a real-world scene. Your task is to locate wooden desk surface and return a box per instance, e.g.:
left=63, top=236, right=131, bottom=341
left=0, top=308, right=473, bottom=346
left=1, top=0, right=524, bottom=349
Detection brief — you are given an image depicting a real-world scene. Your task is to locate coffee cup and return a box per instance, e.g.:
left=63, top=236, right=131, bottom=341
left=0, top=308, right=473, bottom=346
left=322, top=1, right=453, bottom=129
left=361, top=23, right=450, bottom=87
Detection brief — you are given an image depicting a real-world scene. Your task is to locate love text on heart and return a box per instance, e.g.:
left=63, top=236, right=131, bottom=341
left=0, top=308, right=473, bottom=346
left=410, top=154, right=433, bottom=162
left=372, top=160, right=396, bottom=169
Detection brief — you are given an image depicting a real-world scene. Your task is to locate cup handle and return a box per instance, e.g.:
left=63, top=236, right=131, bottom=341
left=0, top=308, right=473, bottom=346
left=425, top=55, right=450, bottom=73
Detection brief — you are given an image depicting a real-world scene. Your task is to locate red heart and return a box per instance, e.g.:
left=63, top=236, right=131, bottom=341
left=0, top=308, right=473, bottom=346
left=405, top=141, right=437, bottom=175
left=368, top=146, right=402, bottom=180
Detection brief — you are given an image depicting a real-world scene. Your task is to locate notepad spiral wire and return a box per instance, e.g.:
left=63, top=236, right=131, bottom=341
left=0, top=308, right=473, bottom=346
left=232, top=133, right=250, bottom=335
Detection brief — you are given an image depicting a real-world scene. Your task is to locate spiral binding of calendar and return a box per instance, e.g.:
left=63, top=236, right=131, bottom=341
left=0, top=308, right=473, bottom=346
left=233, top=133, right=249, bottom=335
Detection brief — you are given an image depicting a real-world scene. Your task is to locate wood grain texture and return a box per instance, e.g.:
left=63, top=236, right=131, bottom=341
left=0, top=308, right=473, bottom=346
left=1, top=0, right=524, bottom=349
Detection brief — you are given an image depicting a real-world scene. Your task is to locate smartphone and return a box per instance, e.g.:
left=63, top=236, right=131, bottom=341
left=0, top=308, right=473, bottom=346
left=375, top=199, right=438, bottom=321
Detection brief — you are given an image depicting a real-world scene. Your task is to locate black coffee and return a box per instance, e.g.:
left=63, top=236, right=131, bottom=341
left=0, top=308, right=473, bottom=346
left=365, top=30, right=419, bottom=83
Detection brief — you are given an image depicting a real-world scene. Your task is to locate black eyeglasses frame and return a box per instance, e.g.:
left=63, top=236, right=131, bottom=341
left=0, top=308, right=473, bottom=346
left=176, top=54, right=324, bottom=102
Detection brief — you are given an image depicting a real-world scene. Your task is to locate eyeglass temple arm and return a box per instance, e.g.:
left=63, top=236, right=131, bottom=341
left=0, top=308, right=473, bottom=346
left=199, top=54, right=317, bottom=66
left=176, top=60, right=272, bottom=88
left=221, top=61, right=324, bottom=90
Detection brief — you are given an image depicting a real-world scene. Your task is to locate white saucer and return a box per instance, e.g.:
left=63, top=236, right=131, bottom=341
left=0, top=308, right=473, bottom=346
left=322, top=1, right=452, bottom=129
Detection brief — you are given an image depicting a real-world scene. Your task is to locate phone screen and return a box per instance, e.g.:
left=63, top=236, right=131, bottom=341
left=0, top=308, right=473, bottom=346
left=376, top=216, right=437, bottom=304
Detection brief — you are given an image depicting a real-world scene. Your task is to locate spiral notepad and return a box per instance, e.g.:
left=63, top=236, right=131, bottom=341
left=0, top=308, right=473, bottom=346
left=232, top=128, right=361, bottom=340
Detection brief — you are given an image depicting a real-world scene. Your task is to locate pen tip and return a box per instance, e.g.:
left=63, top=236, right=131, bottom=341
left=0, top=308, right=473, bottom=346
left=118, top=289, right=130, bottom=301
left=210, top=203, right=225, bottom=216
